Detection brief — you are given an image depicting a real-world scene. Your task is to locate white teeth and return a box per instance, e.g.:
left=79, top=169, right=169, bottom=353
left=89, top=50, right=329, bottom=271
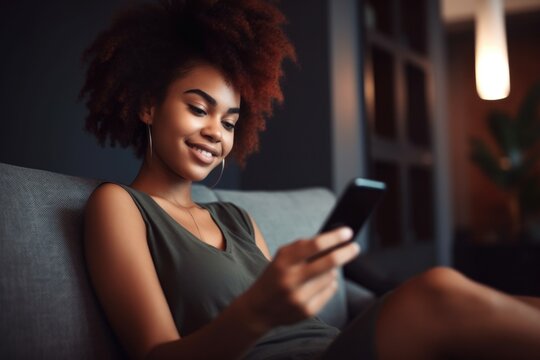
left=188, top=143, right=215, bottom=159
left=195, top=147, right=212, bottom=158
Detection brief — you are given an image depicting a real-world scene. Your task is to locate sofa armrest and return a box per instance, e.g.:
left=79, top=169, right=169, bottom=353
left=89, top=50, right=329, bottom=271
left=344, top=279, right=377, bottom=322
left=345, top=257, right=400, bottom=296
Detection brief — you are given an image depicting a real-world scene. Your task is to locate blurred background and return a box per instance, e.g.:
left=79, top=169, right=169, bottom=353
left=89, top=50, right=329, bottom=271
left=1, top=0, right=539, bottom=294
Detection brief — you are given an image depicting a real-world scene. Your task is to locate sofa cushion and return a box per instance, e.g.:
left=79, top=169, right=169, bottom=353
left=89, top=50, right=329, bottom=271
left=0, top=162, right=123, bottom=359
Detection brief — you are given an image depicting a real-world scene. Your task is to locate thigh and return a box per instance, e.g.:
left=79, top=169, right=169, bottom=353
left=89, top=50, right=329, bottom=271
left=515, top=295, right=540, bottom=310
left=318, top=292, right=391, bottom=360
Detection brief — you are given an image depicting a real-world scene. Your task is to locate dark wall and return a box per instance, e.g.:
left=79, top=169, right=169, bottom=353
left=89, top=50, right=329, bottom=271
left=240, top=0, right=333, bottom=190
left=0, top=0, right=332, bottom=190
left=0, top=0, right=140, bottom=184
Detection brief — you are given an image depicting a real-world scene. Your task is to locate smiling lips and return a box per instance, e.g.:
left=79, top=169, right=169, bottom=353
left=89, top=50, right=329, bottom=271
left=186, top=142, right=220, bottom=165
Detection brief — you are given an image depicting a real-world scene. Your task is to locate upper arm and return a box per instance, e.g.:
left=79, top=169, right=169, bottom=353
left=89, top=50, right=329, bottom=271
left=84, top=183, right=180, bottom=359
left=247, top=214, right=272, bottom=261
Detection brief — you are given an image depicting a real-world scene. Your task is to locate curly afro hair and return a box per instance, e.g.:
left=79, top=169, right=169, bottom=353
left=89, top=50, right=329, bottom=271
left=80, top=0, right=296, bottom=165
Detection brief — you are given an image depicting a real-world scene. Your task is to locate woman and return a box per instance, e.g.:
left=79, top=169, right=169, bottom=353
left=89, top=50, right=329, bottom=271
left=83, top=1, right=540, bottom=359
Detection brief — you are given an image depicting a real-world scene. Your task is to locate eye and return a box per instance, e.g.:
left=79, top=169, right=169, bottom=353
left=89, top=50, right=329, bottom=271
left=188, top=104, right=207, bottom=117
left=222, top=120, right=236, bottom=131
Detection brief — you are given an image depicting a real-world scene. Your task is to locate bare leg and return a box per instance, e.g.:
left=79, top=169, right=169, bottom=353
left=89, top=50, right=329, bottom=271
left=375, top=267, right=540, bottom=360
left=515, top=295, right=540, bottom=310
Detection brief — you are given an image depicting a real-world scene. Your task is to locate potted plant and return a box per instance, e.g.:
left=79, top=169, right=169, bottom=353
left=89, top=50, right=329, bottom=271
left=470, top=82, right=540, bottom=242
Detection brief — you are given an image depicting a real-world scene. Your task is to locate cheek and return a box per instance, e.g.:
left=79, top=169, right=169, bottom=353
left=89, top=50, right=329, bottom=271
left=223, top=133, right=235, bottom=156
left=165, top=119, right=198, bottom=145
left=217, top=133, right=234, bottom=157
left=160, top=103, right=196, bottom=132
left=153, top=119, right=191, bottom=154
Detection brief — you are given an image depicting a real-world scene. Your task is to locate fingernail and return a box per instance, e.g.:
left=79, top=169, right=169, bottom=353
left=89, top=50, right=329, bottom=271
left=352, top=243, right=361, bottom=254
left=340, top=227, right=353, bottom=240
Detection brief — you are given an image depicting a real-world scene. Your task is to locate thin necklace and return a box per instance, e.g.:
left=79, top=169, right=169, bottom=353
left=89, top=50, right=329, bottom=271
left=151, top=192, right=205, bottom=242
left=174, top=201, right=204, bottom=242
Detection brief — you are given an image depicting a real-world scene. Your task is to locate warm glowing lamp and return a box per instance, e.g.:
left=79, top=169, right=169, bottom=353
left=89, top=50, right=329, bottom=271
left=475, top=0, right=510, bottom=100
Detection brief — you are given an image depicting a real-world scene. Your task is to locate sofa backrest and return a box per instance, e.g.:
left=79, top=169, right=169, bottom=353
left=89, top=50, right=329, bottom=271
left=0, top=162, right=342, bottom=359
left=0, top=163, right=123, bottom=359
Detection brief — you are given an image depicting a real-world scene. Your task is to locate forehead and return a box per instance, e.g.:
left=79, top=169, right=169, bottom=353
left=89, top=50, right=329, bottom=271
left=168, top=64, right=241, bottom=107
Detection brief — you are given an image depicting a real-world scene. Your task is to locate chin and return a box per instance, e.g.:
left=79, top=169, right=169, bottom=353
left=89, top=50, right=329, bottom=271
left=190, top=173, right=211, bottom=183
left=180, top=165, right=216, bottom=183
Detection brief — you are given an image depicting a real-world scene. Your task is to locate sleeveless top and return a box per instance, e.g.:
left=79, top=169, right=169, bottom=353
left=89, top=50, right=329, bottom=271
left=118, top=184, right=339, bottom=359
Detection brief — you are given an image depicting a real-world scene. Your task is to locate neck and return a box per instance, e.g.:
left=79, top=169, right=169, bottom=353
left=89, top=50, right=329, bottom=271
left=130, top=154, right=194, bottom=206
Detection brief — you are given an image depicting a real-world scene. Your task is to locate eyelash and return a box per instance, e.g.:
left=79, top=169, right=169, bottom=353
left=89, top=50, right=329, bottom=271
left=189, top=105, right=207, bottom=116
left=188, top=105, right=236, bottom=131
left=222, top=121, right=236, bottom=131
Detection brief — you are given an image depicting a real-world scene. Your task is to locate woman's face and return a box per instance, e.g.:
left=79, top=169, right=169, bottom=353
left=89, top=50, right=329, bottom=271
left=144, top=63, right=240, bottom=182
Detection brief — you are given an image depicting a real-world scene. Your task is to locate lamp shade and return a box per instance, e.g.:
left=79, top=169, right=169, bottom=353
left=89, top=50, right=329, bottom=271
left=475, top=0, right=510, bottom=100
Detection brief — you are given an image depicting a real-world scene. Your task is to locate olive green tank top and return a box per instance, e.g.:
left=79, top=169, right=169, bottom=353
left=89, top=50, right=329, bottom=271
left=118, top=184, right=339, bottom=359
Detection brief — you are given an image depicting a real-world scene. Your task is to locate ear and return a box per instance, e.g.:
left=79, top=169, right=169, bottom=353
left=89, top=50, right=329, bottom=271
left=139, top=105, right=155, bottom=125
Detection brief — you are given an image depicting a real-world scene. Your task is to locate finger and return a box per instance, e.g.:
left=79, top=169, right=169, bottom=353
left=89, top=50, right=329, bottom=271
left=294, top=269, right=338, bottom=304
left=282, top=269, right=337, bottom=319
left=304, top=277, right=340, bottom=317
left=302, top=241, right=360, bottom=281
left=274, top=227, right=353, bottom=266
left=277, top=241, right=359, bottom=291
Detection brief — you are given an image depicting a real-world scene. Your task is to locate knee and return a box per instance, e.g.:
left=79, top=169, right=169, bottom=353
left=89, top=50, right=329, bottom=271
left=408, top=266, right=467, bottom=298
left=395, top=267, right=493, bottom=321
left=374, top=268, right=471, bottom=356
left=375, top=267, right=499, bottom=358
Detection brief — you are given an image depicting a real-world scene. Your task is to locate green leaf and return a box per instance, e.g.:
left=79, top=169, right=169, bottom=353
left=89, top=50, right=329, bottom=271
left=470, top=138, right=508, bottom=188
left=473, top=82, right=540, bottom=220
left=487, top=110, right=517, bottom=154
left=517, top=82, right=540, bottom=148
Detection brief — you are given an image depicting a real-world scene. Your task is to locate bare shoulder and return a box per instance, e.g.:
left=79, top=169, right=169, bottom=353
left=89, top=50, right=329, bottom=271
left=85, top=182, right=141, bottom=227
left=84, top=183, right=147, bottom=256
left=84, top=183, right=180, bottom=358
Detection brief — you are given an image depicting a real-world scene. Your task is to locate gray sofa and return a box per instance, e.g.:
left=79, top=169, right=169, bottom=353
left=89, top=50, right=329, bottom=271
left=0, top=162, right=375, bottom=359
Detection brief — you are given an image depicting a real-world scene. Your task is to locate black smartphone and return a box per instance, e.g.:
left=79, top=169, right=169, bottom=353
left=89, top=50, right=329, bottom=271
left=307, top=178, right=386, bottom=262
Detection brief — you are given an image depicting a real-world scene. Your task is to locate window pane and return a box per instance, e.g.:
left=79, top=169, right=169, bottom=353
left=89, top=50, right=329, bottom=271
left=400, top=0, right=427, bottom=54
left=373, top=161, right=403, bottom=246
left=405, top=62, right=430, bottom=147
left=408, top=165, right=434, bottom=241
left=372, top=46, right=397, bottom=139
left=364, top=0, right=394, bottom=36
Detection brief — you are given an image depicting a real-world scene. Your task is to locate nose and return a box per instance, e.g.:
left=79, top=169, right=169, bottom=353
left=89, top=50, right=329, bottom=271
left=201, top=117, right=223, bottom=143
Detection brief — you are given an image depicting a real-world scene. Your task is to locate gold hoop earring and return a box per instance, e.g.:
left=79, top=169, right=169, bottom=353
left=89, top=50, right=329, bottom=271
left=210, top=158, right=225, bottom=189
left=147, top=124, right=153, bottom=161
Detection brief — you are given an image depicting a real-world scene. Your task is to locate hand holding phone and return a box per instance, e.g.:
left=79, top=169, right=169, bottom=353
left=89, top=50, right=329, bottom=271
left=307, top=178, right=386, bottom=262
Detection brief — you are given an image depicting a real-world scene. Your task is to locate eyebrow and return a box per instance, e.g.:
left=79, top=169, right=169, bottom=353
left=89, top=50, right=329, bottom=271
left=184, top=89, right=240, bottom=115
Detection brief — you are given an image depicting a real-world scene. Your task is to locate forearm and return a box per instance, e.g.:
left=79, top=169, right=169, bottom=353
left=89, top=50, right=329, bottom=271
left=145, top=295, right=268, bottom=360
